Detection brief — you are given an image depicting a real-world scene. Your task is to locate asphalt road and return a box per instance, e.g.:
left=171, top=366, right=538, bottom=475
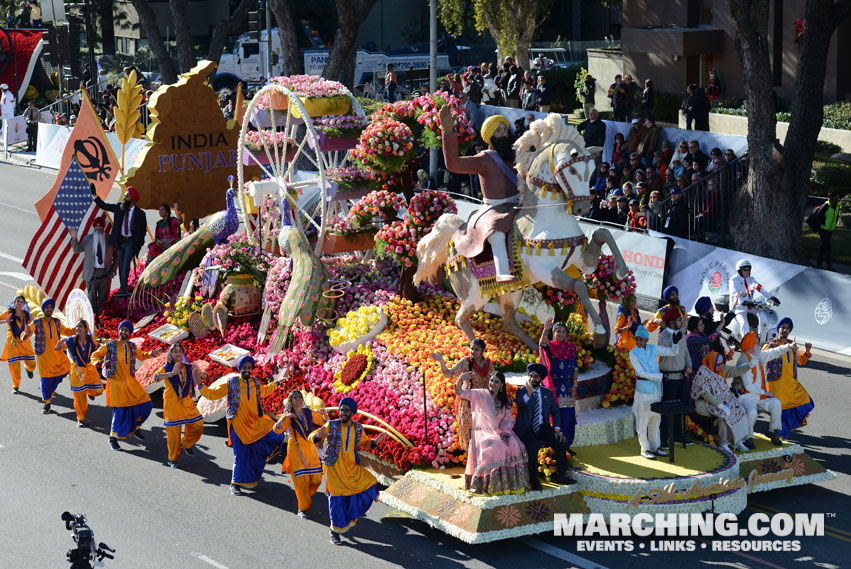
left=0, top=159, right=848, bottom=569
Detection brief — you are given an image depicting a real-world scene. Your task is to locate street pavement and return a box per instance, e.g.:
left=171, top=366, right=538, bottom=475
left=0, top=159, right=849, bottom=569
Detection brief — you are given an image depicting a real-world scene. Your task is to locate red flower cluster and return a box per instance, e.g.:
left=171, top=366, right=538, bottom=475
left=339, top=353, right=368, bottom=386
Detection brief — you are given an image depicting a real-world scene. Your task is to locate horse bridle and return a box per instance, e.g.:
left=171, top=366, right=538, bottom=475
left=526, top=143, right=593, bottom=204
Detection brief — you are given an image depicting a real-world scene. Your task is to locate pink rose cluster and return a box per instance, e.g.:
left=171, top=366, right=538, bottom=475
left=414, top=92, right=476, bottom=148
left=243, top=129, right=293, bottom=153
left=346, top=189, right=406, bottom=229
left=585, top=254, right=636, bottom=301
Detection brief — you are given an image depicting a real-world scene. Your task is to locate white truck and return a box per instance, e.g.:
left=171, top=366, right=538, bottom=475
left=216, top=29, right=451, bottom=93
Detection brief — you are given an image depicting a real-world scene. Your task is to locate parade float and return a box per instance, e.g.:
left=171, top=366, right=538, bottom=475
left=29, top=64, right=834, bottom=544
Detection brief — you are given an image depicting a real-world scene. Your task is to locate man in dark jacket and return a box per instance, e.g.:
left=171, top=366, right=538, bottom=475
left=577, top=108, right=606, bottom=150
left=663, top=187, right=690, bottom=238
left=91, top=184, right=147, bottom=296
left=514, top=363, right=576, bottom=489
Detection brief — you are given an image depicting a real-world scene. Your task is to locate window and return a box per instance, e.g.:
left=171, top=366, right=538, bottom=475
left=242, top=42, right=259, bottom=58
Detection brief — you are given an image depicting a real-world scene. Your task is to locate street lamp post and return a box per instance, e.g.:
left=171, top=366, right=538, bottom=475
left=428, top=0, right=437, bottom=182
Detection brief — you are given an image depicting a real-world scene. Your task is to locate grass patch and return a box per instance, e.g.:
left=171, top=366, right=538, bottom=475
left=801, top=226, right=851, bottom=266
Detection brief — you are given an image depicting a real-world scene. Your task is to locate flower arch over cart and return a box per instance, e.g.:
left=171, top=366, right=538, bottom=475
left=235, top=78, right=367, bottom=254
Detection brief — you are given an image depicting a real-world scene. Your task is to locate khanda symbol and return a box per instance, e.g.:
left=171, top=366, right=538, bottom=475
left=74, top=137, right=113, bottom=182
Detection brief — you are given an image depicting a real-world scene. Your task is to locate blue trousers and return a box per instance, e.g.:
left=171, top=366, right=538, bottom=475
left=230, top=426, right=285, bottom=486
left=41, top=374, right=66, bottom=402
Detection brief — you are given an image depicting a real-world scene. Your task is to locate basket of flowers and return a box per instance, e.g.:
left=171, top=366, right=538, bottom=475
left=353, top=117, right=416, bottom=172
left=585, top=254, right=636, bottom=302
left=326, top=166, right=372, bottom=201
left=286, top=75, right=351, bottom=119
left=323, top=216, right=378, bottom=254
left=415, top=92, right=476, bottom=152
left=347, top=189, right=406, bottom=229
left=309, top=114, right=368, bottom=152
left=242, top=130, right=296, bottom=165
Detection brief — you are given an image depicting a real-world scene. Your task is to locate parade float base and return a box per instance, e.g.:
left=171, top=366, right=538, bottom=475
left=374, top=410, right=835, bottom=544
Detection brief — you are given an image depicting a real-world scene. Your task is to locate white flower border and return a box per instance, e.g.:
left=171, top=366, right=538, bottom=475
left=581, top=486, right=748, bottom=518
left=574, top=406, right=636, bottom=447
left=402, top=469, right=579, bottom=508
left=734, top=442, right=803, bottom=464
left=746, top=469, right=836, bottom=493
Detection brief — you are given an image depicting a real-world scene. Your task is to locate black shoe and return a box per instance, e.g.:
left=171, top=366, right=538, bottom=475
left=41, top=403, right=51, bottom=414
left=168, top=461, right=179, bottom=469
left=26, top=370, right=33, bottom=379
left=568, top=448, right=578, bottom=456
left=183, top=445, right=195, bottom=456
left=77, top=420, right=85, bottom=428
left=230, top=484, right=243, bottom=496
left=676, top=438, right=695, bottom=447
left=88, top=395, right=96, bottom=401
left=297, top=510, right=310, bottom=519
left=531, top=481, right=543, bottom=491
left=329, top=530, right=342, bottom=545
left=551, top=473, right=577, bottom=485
left=132, top=430, right=145, bottom=440
left=109, top=437, right=121, bottom=451
left=744, top=437, right=756, bottom=450
left=768, top=431, right=783, bottom=446
left=12, top=387, right=19, bottom=394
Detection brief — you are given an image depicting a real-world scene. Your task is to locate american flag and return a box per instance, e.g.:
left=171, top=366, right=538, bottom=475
left=23, top=157, right=104, bottom=308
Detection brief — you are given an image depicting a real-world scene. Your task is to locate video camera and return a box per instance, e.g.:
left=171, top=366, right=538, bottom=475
left=62, top=512, right=115, bottom=569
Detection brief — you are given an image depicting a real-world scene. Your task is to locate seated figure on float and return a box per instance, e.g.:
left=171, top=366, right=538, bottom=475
left=691, top=349, right=754, bottom=453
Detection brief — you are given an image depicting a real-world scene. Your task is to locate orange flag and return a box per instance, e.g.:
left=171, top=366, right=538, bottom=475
left=234, top=82, right=247, bottom=126
left=34, top=90, right=120, bottom=222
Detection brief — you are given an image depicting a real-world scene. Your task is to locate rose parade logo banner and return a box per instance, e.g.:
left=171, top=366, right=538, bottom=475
left=124, top=60, right=259, bottom=222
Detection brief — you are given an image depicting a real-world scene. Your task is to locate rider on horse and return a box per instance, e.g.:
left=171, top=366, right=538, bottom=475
left=439, top=106, right=520, bottom=283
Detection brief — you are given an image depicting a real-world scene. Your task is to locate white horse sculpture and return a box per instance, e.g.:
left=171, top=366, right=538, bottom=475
left=414, top=114, right=629, bottom=350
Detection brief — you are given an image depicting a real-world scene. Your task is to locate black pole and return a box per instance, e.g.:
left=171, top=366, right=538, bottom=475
left=422, top=376, right=428, bottom=449
left=84, top=1, right=96, bottom=99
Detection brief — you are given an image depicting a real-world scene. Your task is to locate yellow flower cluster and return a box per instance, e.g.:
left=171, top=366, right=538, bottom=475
left=537, top=446, right=572, bottom=481
left=164, top=295, right=205, bottom=331
left=328, top=305, right=383, bottom=347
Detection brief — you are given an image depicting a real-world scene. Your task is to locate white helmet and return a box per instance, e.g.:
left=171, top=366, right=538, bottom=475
left=736, top=259, right=752, bottom=272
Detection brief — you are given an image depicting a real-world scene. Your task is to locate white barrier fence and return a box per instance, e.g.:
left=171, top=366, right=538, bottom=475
left=35, top=123, right=149, bottom=175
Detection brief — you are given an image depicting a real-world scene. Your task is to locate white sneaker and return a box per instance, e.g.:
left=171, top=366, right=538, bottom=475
left=719, top=444, right=731, bottom=453
left=655, top=448, right=668, bottom=457
left=735, top=442, right=750, bottom=452
left=641, top=450, right=656, bottom=460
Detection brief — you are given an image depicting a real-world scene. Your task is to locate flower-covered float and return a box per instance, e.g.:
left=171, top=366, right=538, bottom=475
left=91, top=80, right=834, bottom=545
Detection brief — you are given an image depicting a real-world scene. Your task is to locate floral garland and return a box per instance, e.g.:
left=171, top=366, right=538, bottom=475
left=585, top=255, right=636, bottom=302
left=414, top=92, right=476, bottom=151
left=601, top=346, right=636, bottom=407
left=332, top=344, right=373, bottom=393
left=347, top=189, right=406, bottom=229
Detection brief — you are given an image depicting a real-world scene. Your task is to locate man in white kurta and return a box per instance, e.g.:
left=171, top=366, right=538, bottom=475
left=737, top=331, right=794, bottom=447
left=629, top=325, right=680, bottom=460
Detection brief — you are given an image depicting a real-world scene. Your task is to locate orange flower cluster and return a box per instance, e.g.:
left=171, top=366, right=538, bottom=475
left=379, top=295, right=540, bottom=427
left=685, top=415, right=716, bottom=445
left=601, top=346, right=637, bottom=407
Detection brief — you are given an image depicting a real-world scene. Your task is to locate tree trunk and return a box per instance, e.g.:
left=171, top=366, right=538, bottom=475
left=727, top=0, right=850, bottom=262
left=169, top=0, right=195, bottom=73
left=127, top=0, right=178, bottom=84
left=322, top=0, right=378, bottom=88
left=269, top=0, right=303, bottom=76
left=207, top=0, right=256, bottom=70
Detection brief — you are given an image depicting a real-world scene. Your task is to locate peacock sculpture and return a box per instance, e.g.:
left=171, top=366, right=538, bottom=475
left=268, top=198, right=335, bottom=353
left=130, top=187, right=240, bottom=311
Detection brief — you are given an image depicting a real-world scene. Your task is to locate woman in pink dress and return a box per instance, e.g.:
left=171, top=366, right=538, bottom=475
left=455, top=371, right=530, bottom=495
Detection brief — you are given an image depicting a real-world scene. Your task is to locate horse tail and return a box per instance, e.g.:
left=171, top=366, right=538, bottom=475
left=414, top=213, right=463, bottom=285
